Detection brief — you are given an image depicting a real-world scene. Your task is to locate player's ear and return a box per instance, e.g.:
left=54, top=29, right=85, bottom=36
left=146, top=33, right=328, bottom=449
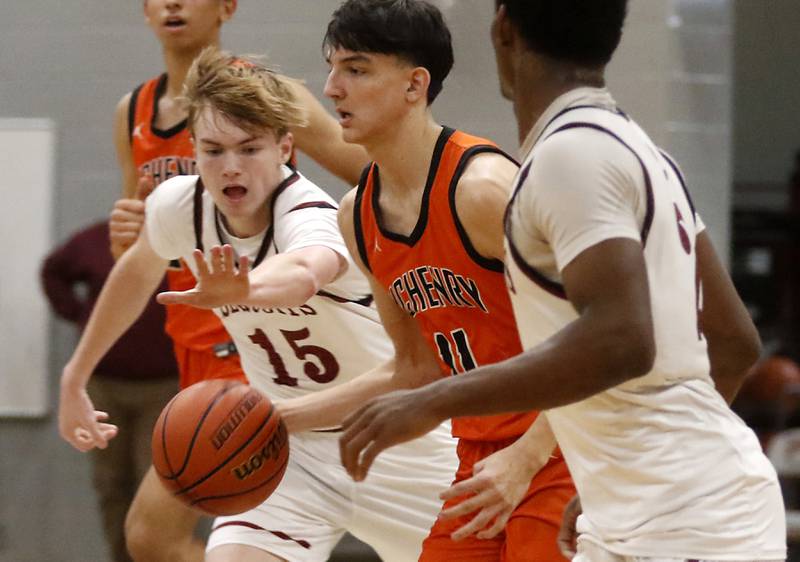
left=405, top=67, right=430, bottom=104
left=492, top=4, right=515, bottom=49
left=220, top=0, right=237, bottom=23
left=278, top=132, right=294, bottom=165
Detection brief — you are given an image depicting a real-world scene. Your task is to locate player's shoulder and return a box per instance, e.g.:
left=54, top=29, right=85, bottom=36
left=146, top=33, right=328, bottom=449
left=533, top=124, right=637, bottom=181
left=455, top=151, right=517, bottom=215
left=147, top=175, right=200, bottom=210
left=273, top=171, right=338, bottom=215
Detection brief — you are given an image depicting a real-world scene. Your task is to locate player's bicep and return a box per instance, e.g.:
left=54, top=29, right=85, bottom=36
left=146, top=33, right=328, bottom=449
left=455, top=153, right=518, bottom=261
left=561, top=237, right=655, bottom=378
left=113, top=93, right=138, bottom=198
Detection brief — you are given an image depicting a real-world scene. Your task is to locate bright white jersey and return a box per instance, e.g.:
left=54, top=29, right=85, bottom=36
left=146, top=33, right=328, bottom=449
left=505, top=88, right=785, bottom=559
left=146, top=168, right=394, bottom=401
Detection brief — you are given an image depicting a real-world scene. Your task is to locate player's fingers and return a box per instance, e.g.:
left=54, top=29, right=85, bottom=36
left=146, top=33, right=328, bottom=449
left=354, top=436, right=390, bottom=482
left=339, top=410, right=377, bottom=478
left=109, top=211, right=145, bottom=227
left=439, top=489, right=498, bottom=520
left=449, top=504, right=503, bottom=542
left=193, top=249, right=211, bottom=278
left=109, top=232, right=139, bottom=245
left=156, top=290, right=196, bottom=306
left=440, top=475, right=487, bottom=501
left=238, top=255, right=250, bottom=277
left=98, top=423, right=118, bottom=440
left=112, top=200, right=146, bottom=215
left=210, top=246, right=224, bottom=274
left=94, top=410, right=109, bottom=422
left=135, top=174, right=155, bottom=200
left=475, top=512, right=511, bottom=540
left=222, top=245, right=235, bottom=274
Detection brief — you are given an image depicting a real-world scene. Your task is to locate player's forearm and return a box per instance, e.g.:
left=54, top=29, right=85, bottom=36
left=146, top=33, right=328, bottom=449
left=425, top=311, right=654, bottom=419
left=62, top=253, right=165, bottom=388
left=707, top=340, right=758, bottom=404
left=277, top=360, right=397, bottom=432
left=243, top=250, right=339, bottom=309
left=508, top=413, right=557, bottom=470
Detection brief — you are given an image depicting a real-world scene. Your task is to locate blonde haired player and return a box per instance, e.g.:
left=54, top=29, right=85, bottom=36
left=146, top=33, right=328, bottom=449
left=71, top=1, right=371, bottom=560
left=60, top=48, right=456, bottom=562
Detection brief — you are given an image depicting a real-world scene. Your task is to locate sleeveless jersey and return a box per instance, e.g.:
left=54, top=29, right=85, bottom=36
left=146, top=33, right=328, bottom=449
left=129, top=74, right=298, bottom=353
left=145, top=169, right=395, bottom=401
left=129, top=74, right=225, bottom=351
left=505, top=88, right=784, bottom=558
left=354, top=127, right=537, bottom=441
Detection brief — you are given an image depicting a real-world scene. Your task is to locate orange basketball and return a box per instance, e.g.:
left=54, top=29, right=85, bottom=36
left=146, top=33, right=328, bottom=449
left=151, top=379, right=289, bottom=516
left=743, top=355, right=800, bottom=402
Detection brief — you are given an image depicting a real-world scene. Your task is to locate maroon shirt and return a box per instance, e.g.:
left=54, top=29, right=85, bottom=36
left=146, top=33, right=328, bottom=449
left=41, top=221, right=177, bottom=380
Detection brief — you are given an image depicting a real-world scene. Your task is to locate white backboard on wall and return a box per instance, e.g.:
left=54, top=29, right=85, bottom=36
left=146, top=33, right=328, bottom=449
left=0, top=119, right=55, bottom=417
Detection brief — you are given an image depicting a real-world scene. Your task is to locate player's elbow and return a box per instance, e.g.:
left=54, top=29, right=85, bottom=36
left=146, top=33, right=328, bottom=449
left=603, top=317, right=656, bottom=385
left=709, top=320, right=762, bottom=379
left=286, top=266, right=324, bottom=307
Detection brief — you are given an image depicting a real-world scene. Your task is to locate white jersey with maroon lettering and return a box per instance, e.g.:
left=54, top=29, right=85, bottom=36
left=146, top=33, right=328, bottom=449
left=146, top=168, right=457, bottom=561
left=146, top=167, right=393, bottom=400
left=504, top=88, right=785, bottom=560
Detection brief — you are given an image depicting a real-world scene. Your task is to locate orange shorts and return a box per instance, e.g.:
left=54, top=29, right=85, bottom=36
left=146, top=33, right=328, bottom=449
left=173, top=342, right=246, bottom=390
left=420, top=437, right=575, bottom=562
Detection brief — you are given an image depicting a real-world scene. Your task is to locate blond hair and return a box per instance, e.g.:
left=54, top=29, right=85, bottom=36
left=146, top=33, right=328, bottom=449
left=182, top=47, right=307, bottom=138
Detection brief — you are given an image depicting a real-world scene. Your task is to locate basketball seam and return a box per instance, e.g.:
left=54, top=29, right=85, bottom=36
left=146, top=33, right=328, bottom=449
left=161, top=382, right=241, bottom=483
left=174, top=405, right=278, bottom=496
left=189, top=452, right=290, bottom=510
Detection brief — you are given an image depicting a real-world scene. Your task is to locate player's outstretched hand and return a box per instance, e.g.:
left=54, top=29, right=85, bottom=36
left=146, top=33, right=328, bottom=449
left=109, top=175, right=154, bottom=259
left=58, top=379, right=118, bottom=452
left=339, top=388, right=443, bottom=482
left=438, top=439, right=548, bottom=541
left=557, top=494, right=581, bottom=559
left=157, top=245, right=250, bottom=308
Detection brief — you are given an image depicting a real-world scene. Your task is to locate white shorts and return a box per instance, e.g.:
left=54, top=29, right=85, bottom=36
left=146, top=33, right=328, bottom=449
left=573, top=540, right=785, bottom=562
left=207, top=423, right=457, bottom=562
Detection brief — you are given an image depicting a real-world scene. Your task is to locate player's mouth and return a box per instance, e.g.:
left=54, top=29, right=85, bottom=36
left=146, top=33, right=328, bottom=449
left=223, top=185, right=248, bottom=201
left=336, top=110, right=353, bottom=127
left=163, top=16, right=188, bottom=31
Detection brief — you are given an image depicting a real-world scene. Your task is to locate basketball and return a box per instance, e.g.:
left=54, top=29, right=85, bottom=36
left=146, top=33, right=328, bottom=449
left=151, top=379, right=289, bottom=516
left=742, top=355, right=800, bottom=403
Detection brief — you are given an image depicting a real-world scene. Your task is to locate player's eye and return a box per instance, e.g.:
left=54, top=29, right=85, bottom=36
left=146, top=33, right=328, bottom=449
left=204, top=148, right=222, bottom=156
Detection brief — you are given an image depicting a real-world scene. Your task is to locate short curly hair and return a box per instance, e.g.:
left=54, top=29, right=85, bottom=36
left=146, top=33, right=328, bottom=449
left=497, top=0, right=627, bottom=67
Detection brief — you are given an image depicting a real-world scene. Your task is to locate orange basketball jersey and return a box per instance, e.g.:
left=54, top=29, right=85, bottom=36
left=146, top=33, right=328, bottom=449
left=129, top=74, right=229, bottom=352
left=354, top=127, right=537, bottom=441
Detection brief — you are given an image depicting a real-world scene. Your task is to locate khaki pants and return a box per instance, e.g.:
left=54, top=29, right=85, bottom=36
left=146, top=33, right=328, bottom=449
left=88, top=375, right=177, bottom=562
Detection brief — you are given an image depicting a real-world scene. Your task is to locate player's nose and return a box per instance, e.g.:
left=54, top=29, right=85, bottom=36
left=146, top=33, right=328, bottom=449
left=323, top=70, right=343, bottom=100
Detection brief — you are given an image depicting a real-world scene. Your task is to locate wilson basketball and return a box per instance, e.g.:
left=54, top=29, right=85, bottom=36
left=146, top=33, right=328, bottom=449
left=151, top=379, right=289, bottom=516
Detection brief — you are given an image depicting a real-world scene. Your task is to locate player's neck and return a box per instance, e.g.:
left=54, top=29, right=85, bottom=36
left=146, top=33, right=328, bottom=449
left=512, top=53, right=605, bottom=145
left=366, top=112, right=442, bottom=195
left=160, top=42, right=218, bottom=99
left=220, top=210, right=270, bottom=240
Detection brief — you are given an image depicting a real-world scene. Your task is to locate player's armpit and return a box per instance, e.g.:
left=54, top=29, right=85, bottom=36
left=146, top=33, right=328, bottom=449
left=696, top=231, right=761, bottom=403
left=454, top=152, right=519, bottom=261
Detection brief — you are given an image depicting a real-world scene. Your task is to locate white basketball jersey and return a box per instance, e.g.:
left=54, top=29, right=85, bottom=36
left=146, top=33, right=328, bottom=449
left=146, top=168, right=393, bottom=401
left=505, top=89, right=785, bottom=559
